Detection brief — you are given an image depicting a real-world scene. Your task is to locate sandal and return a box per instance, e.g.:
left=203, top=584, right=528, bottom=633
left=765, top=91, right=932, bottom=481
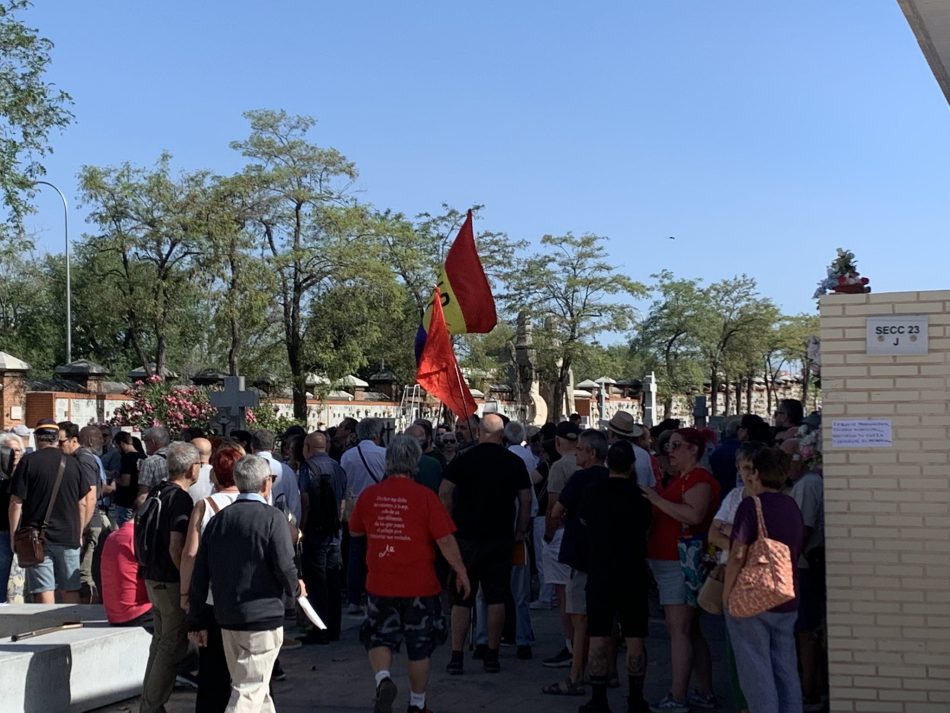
left=542, top=679, right=586, bottom=696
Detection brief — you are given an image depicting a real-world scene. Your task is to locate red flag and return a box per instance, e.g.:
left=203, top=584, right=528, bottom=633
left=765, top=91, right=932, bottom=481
left=416, top=287, right=476, bottom=419
left=421, top=210, right=497, bottom=335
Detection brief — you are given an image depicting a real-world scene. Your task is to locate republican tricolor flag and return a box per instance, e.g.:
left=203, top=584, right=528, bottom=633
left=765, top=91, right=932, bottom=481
left=415, top=210, right=497, bottom=362
left=416, top=286, right=477, bottom=419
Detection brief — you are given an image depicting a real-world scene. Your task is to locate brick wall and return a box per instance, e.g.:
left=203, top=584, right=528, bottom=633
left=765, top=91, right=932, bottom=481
left=821, top=290, right=950, bottom=712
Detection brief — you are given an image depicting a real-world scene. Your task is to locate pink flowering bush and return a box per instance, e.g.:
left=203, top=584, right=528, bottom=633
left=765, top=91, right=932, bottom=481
left=112, top=375, right=218, bottom=433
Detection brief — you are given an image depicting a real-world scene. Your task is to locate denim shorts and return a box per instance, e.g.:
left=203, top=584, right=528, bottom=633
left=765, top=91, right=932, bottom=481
left=360, top=594, right=447, bottom=661
left=648, top=558, right=687, bottom=606
left=26, top=543, right=81, bottom=594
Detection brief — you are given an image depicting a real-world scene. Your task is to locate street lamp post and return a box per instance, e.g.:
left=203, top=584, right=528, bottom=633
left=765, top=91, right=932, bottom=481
left=33, top=181, right=71, bottom=364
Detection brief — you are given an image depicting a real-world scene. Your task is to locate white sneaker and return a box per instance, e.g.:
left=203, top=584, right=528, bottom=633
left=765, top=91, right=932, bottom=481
left=649, top=694, right=689, bottom=713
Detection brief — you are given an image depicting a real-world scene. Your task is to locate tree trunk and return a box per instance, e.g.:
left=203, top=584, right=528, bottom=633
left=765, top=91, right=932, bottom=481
left=724, top=377, right=732, bottom=416
left=227, top=252, right=240, bottom=376
left=709, top=367, right=719, bottom=416
left=746, top=372, right=754, bottom=413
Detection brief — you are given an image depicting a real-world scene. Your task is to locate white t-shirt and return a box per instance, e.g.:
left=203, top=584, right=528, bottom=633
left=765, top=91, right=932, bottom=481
left=712, top=487, right=745, bottom=564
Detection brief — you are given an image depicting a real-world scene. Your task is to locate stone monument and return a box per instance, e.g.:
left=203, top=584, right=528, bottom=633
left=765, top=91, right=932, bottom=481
left=210, top=375, right=259, bottom=435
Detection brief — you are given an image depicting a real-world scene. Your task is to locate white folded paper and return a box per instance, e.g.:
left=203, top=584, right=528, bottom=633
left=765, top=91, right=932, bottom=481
left=297, top=595, right=328, bottom=630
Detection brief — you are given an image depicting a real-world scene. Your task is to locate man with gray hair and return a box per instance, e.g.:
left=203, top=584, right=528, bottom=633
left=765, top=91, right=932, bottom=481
left=340, top=417, right=386, bottom=614
left=251, top=429, right=301, bottom=523
left=140, top=441, right=199, bottom=713
left=189, top=455, right=304, bottom=713
left=349, top=435, right=469, bottom=713
left=136, top=426, right=172, bottom=506
left=0, top=432, right=25, bottom=603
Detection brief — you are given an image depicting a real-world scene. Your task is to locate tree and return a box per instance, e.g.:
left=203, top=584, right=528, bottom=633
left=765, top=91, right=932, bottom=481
left=198, top=173, right=277, bottom=376
left=231, top=109, right=370, bottom=418
left=694, top=275, right=775, bottom=416
left=0, top=0, right=72, bottom=242
left=502, top=233, right=645, bottom=419
left=632, top=271, right=706, bottom=414
left=78, top=155, right=210, bottom=375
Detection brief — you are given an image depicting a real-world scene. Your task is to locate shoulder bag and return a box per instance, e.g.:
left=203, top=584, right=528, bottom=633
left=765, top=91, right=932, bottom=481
left=344, top=444, right=382, bottom=520
left=727, top=495, right=796, bottom=617
left=14, top=456, right=67, bottom=568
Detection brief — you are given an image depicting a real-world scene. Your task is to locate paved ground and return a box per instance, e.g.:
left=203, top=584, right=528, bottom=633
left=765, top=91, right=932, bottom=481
left=96, top=598, right=738, bottom=713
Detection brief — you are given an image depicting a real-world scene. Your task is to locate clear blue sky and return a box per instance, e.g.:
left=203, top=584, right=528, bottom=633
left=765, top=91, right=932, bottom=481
left=23, top=1, right=950, bottom=319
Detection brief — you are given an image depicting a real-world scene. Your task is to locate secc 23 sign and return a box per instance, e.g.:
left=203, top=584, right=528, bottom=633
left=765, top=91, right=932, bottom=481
left=866, top=315, right=928, bottom=356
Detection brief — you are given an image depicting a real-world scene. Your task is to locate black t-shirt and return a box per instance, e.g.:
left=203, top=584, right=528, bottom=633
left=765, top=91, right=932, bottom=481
left=443, top=442, right=531, bottom=542
left=0, top=479, right=11, bottom=531
left=10, top=446, right=90, bottom=547
left=142, top=483, right=194, bottom=583
left=115, top=451, right=145, bottom=507
left=557, top=465, right=609, bottom=571
left=581, top=477, right=652, bottom=588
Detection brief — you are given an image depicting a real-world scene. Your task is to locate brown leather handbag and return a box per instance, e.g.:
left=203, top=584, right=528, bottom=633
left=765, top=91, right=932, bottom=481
left=14, top=456, right=66, bottom=568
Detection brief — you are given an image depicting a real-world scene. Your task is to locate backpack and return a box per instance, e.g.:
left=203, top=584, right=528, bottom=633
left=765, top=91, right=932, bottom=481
left=134, top=482, right=174, bottom=567
left=304, top=461, right=341, bottom=537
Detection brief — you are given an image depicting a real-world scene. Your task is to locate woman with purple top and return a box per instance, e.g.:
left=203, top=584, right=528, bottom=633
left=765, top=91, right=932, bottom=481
left=723, top=444, right=804, bottom=713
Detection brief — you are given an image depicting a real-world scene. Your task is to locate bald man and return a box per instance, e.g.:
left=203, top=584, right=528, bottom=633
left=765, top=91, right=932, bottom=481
left=439, top=413, right=532, bottom=675
left=299, top=431, right=347, bottom=641
left=188, top=437, right=214, bottom=503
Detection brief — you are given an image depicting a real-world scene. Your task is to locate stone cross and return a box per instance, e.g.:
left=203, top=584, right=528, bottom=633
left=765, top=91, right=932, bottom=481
left=642, top=372, right=657, bottom=428
left=210, top=376, right=259, bottom=435
left=692, top=395, right=708, bottom=428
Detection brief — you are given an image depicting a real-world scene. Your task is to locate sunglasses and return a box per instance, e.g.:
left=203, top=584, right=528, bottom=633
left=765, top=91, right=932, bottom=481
left=441, top=438, right=457, bottom=444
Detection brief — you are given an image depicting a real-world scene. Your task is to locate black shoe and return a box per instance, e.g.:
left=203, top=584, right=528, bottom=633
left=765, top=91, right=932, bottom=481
left=271, top=659, right=287, bottom=682
left=483, top=648, right=500, bottom=673
left=302, top=631, right=329, bottom=645
left=517, top=645, right=532, bottom=660
left=407, top=706, right=432, bottom=713
left=542, top=646, right=573, bottom=668
left=472, top=644, right=487, bottom=660
left=579, top=701, right=612, bottom=713
left=374, top=677, right=397, bottom=713
left=446, top=652, right=464, bottom=675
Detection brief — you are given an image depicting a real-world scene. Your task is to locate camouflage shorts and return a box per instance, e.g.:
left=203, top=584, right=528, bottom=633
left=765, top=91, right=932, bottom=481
left=360, top=594, right=447, bottom=661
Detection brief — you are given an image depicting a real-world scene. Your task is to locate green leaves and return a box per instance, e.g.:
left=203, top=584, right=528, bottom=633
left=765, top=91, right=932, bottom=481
left=0, top=0, right=73, bottom=243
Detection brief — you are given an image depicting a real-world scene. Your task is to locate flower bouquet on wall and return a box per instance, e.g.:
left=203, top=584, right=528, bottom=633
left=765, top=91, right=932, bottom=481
left=814, top=248, right=871, bottom=297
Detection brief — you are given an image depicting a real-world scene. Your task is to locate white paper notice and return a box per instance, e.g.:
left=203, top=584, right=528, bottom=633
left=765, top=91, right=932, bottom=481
left=831, top=419, right=892, bottom=448
left=297, top=595, right=327, bottom=630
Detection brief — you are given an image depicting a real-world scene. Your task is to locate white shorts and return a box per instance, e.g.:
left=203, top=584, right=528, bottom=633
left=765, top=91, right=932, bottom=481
left=542, top=530, right=571, bottom=585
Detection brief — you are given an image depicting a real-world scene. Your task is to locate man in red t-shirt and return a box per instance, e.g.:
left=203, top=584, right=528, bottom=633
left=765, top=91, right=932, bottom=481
left=349, top=435, right=470, bottom=713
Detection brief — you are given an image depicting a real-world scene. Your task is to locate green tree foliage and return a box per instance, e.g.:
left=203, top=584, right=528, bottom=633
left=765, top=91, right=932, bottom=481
left=632, top=271, right=707, bottom=414
left=78, top=155, right=210, bottom=376
left=231, top=109, right=379, bottom=418
left=502, top=233, right=645, bottom=419
left=0, top=0, right=72, bottom=242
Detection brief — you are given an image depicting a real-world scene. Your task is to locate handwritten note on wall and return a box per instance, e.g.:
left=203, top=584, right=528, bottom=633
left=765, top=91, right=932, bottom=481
left=831, top=419, right=893, bottom=448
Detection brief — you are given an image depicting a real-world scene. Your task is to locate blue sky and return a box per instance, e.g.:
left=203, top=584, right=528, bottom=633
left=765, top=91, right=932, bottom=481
left=23, top=1, right=950, bottom=320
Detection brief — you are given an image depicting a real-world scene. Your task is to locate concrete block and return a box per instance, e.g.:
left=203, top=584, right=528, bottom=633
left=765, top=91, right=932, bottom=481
left=0, top=607, right=149, bottom=712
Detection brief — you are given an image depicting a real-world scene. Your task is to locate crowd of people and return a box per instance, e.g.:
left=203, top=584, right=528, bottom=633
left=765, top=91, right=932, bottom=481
left=0, top=397, right=826, bottom=713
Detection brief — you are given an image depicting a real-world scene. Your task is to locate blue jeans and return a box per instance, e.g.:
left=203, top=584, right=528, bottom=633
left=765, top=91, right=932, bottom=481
left=475, top=563, right=534, bottom=646
left=0, top=531, right=12, bottom=602
left=726, top=609, right=802, bottom=713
